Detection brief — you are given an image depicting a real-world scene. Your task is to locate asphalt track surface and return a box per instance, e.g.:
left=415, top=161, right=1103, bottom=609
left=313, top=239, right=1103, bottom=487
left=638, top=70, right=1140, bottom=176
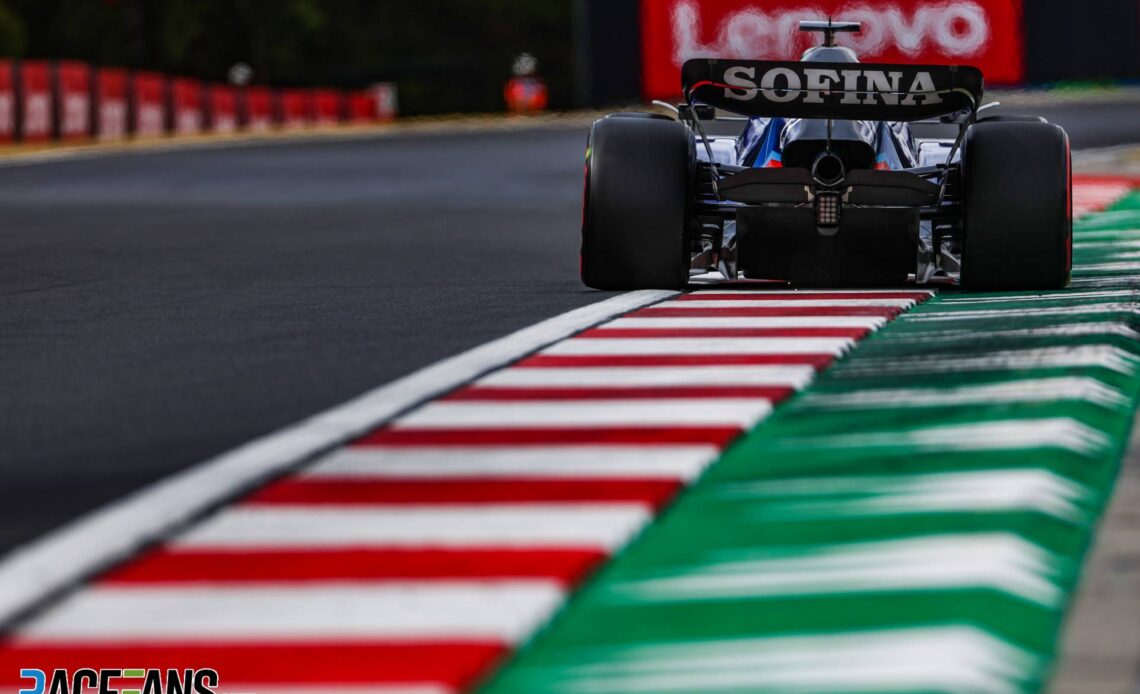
left=2, top=101, right=1138, bottom=559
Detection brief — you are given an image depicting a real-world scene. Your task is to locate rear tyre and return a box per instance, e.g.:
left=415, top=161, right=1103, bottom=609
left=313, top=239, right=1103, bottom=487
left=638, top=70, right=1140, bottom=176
left=960, top=121, right=1071, bottom=290
left=581, top=115, right=695, bottom=290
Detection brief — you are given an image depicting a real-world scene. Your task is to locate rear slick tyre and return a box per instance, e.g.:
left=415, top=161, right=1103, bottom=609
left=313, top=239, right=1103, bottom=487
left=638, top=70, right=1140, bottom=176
left=580, top=116, right=695, bottom=290
left=960, top=121, right=1072, bottom=290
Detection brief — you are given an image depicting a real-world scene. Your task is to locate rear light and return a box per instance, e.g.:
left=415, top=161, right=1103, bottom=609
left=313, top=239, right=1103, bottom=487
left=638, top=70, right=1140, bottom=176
left=815, top=191, right=842, bottom=227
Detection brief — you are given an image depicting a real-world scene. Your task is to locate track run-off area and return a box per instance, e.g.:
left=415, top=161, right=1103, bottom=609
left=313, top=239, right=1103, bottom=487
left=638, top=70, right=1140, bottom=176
left=0, top=177, right=1136, bottom=693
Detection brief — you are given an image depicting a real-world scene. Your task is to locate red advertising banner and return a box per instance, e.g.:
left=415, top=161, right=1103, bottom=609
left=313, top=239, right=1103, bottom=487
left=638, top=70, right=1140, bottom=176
left=19, top=60, right=53, bottom=141
left=55, top=61, right=91, bottom=140
left=95, top=68, right=128, bottom=141
left=313, top=89, right=342, bottom=126
left=207, top=84, right=238, bottom=134
left=132, top=71, right=166, bottom=137
left=279, top=89, right=312, bottom=129
left=244, top=86, right=274, bottom=131
left=347, top=91, right=376, bottom=123
left=641, top=0, right=1024, bottom=100
left=0, top=60, right=14, bottom=142
left=170, top=78, right=202, bottom=136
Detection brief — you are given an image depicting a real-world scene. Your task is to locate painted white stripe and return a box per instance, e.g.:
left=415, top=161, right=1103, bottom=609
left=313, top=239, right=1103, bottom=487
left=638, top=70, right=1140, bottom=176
left=478, top=365, right=816, bottom=388
left=17, top=582, right=564, bottom=643
left=1074, top=262, right=1140, bottom=272
left=302, top=446, right=720, bottom=481
left=838, top=345, right=1139, bottom=376
left=609, top=533, right=1063, bottom=607
left=603, top=316, right=887, bottom=329
left=0, top=290, right=678, bottom=626
left=798, top=377, right=1129, bottom=410
left=528, top=626, right=1037, bottom=693
left=938, top=289, right=1133, bottom=304
left=543, top=337, right=852, bottom=356
left=1074, top=240, right=1140, bottom=250
left=777, top=418, right=1110, bottom=456
left=724, top=469, right=1091, bottom=523
left=903, top=302, right=1140, bottom=321
left=884, top=322, right=1140, bottom=342
left=174, top=505, right=652, bottom=550
left=394, top=399, right=773, bottom=429
left=657, top=299, right=916, bottom=308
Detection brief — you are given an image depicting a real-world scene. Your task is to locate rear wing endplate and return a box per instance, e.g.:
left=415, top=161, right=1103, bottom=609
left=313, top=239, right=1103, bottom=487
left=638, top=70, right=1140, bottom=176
left=681, top=59, right=983, bottom=122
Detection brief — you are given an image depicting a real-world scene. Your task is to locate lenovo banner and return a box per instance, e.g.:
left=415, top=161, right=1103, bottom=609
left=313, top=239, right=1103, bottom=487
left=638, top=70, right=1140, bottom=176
left=642, top=0, right=1023, bottom=100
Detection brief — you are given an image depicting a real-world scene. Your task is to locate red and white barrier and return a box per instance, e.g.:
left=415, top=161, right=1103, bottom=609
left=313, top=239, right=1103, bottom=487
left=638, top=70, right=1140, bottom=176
left=2, top=59, right=395, bottom=143
left=19, top=60, right=53, bottom=142
left=55, top=61, right=91, bottom=141
left=170, top=78, right=202, bottom=136
left=95, top=68, right=128, bottom=141
left=347, top=91, right=376, bottom=124
left=279, top=89, right=312, bottom=129
left=207, top=84, right=239, bottom=134
left=131, top=71, right=166, bottom=138
left=244, top=86, right=274, bottom=132
left=0, top=60, right=14, bottom=142
left=313, top=89, right=342, bottom=127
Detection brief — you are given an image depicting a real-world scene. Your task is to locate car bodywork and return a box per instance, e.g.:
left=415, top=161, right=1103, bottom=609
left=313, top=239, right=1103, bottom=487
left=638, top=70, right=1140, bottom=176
left=676, top=23, right=988, bottom=286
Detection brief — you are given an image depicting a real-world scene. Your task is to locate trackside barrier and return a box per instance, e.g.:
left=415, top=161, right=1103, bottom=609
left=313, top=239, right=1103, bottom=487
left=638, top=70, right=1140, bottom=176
left=279, top=89, right=312, bottom=129
left=347, top=91, right=376, bottom=123
left=170, top=77, right=202, bottom=136
left=313, top=89, right=342, bottom=127
left=95, top=68, right=128, bottom=141
left=18, top=60, right=52, bottom=142
left=2, top=59, right=398, bottom=145
left=243, top=86, right=274, bottom=131
left=131, top=71, right=166, bottom=138
left=207, top=84, right=238, bottom=134
left=55, top=61, right=90, bottom=141
left=0, top=60, right=14, bottom=142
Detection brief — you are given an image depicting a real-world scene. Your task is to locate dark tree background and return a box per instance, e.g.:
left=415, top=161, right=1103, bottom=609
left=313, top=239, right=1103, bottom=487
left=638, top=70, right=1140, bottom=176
left=0, top=0, right=577, bottom=114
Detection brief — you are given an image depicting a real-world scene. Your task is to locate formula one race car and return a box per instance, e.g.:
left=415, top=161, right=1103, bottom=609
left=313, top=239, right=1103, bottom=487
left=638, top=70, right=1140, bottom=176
left=581, top=19, right=1072, bottom=290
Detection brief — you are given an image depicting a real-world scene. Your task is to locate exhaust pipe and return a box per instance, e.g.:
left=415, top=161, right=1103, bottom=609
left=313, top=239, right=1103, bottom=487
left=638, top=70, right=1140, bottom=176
left=812, top=152, right=845, bottom=187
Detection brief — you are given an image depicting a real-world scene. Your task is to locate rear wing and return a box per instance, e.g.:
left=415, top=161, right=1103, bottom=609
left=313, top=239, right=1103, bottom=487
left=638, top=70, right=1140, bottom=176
left=681, top=59, right=983, bottom=122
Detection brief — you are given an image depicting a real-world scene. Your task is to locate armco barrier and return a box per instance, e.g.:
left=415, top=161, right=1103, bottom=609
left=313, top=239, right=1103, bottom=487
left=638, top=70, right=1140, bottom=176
left=95, top=68, right=128, bottom=141
left=0, top=60, right=14, bottom=142
left=131, top=71, right=166, bottom=138
left=170, top=77, right=202, bottom=136
left=207, top=84, right=238, bottom=134
left=55, top=61, right=90, bottom=141
left=18, top=60, right=52, bottom=142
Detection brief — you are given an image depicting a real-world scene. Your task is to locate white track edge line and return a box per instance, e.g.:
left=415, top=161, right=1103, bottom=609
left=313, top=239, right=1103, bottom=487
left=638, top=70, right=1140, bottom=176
left=0, top=289, right=677, bottom=628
